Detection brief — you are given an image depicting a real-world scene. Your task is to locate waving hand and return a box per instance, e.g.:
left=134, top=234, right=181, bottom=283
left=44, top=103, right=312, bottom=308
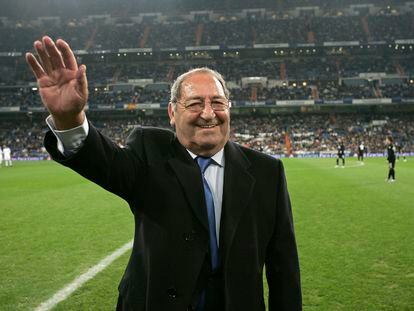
left=26, top=36, right=88, bottom=129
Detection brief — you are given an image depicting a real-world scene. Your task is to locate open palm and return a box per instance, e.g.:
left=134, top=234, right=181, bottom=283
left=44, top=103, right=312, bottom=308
left=26, top=36, right=88, bottom=129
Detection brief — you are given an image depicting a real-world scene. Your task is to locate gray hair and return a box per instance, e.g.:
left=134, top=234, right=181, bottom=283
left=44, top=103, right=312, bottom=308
left=169, top=67, right=230, bottom=109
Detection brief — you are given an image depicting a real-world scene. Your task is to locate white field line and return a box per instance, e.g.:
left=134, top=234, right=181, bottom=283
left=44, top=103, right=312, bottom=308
left=287, top=162, right=366, bottom=171
left=35, top=240, right=133, bottom=311
left=334, top=162, right=365, bottom=169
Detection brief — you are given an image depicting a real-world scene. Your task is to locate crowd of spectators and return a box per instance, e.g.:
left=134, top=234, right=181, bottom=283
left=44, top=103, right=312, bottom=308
left=2, top=53, right=413, bottom=86
left=231, top=85, right=313, bottom=101
left=1, top=80, right=414, bottom=109
left=1, top=113, right=413, bottom=158
left=1, top=54, right=413, bottom=107
left=230, top=113, right=414, bottom=155
left=4, top=1, right=408, bottom=19
left=1, top=8, right=414, bottom=52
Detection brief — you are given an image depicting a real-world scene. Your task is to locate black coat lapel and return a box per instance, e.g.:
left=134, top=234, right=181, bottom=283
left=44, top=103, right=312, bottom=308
left=167, top=139, right=209, bottom=232
left=220, top=142, right=255, bottom=264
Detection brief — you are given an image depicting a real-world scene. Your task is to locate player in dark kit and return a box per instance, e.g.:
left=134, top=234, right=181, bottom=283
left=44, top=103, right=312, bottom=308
left=336, top=142, right=345, bottom=168
left=396, top=142, right=407, bottom=162
left=358, top=142, right=365, bottom=164
left=386, top=136, right=396, bottom=182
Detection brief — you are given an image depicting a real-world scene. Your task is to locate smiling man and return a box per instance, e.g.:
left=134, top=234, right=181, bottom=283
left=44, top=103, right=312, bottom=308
left=168, top=69, right=230, bottom=157
left=26, top=36, right=301, bottom=311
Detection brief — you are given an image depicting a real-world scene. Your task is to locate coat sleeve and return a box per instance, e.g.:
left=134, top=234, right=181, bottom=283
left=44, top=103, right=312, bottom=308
left=44, top=123, right=148, bottom=205
left=265, top=160, right=302, bottom=311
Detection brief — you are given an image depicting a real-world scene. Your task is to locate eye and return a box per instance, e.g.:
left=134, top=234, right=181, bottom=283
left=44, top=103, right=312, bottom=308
left=211, top=100, right=228, bottom=110
left=185, top=101, right=204, bottom=110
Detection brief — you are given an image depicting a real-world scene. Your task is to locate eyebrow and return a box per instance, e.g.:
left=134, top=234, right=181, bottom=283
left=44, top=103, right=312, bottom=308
left=185, top=96, right=227, bottom=101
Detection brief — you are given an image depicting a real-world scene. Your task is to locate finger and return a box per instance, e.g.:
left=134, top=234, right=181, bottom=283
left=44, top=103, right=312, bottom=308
left=56, top=39, right=78, bottom=71
left=42, top=36, right=65, bottom=70
left=34, top=40, right=53, bottom=74
left=76, top=65, right=89, bottom=99
left=25, top=52, right=46, bottom=80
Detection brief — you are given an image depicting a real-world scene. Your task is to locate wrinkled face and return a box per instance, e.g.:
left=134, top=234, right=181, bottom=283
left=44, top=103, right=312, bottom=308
left=168, top=72, right=230, bottom=157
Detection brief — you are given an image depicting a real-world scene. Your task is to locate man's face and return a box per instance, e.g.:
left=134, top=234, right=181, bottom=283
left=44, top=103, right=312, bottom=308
left=168, top=72, right=230, bottom=157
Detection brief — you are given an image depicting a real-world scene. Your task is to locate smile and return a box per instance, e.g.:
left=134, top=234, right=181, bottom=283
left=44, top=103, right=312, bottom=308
left=199, top=124, right=216, bottom=128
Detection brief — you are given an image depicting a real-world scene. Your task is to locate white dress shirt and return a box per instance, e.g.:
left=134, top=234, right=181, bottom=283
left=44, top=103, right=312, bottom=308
left=187, top=149, right=225, bottom=245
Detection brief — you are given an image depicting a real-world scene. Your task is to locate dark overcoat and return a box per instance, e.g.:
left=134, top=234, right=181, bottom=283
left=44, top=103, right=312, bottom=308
left=45, top=124, right=301, bottom=311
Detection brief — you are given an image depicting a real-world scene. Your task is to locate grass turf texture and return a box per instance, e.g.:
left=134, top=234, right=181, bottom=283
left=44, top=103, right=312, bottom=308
left=0, top=158, right=413, bottom=310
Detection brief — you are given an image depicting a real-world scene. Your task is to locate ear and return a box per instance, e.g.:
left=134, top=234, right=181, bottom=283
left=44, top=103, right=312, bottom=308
left=168, top=102, right=175, bottom=127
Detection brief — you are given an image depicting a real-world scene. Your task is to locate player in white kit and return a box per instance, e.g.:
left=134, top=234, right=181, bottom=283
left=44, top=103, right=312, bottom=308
left=3, top=145, right=12, bottom=167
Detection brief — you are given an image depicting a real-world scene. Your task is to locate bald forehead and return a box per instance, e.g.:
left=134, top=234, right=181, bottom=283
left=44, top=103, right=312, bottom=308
left=180, top=73, right=226, bottom=100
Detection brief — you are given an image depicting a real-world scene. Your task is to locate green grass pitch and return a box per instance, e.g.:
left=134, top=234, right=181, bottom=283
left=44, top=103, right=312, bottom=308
left=1, top=157, right=413, bottom=310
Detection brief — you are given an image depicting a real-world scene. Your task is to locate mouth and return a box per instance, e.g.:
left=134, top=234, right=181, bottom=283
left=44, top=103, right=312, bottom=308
left=198, top=124, right=217, bottom=129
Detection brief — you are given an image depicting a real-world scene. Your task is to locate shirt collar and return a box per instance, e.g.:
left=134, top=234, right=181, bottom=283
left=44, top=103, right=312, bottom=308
left=187, top=148, right=225, bottom=167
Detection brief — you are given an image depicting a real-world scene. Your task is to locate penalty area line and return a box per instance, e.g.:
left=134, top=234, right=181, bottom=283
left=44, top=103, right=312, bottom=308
left=35, top=240, right=133, bottom=311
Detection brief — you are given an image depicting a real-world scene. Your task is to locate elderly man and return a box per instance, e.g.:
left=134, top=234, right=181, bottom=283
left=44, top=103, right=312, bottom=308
left=26, top=36, right=301, bottom=311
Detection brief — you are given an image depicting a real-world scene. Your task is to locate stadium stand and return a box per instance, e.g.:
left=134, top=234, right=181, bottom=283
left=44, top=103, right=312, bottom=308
left=0, top=0, right=413, bottom=158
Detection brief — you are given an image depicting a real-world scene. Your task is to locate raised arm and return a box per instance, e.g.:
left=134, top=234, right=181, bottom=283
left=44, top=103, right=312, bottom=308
left=25, top=36, right=88, bottom=130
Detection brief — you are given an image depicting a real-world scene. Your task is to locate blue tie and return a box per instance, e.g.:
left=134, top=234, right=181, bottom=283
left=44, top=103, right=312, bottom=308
left=196, top=157, right=219, bottom=270
left=196, top=157, right=220, bottom=311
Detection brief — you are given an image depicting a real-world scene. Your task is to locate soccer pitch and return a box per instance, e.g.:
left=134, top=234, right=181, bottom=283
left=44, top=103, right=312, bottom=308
left=1, top=158, right=413, bottom=310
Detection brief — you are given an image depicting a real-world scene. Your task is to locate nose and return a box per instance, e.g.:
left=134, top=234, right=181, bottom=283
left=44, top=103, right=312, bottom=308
left=200, top=101, right=216, bottom=120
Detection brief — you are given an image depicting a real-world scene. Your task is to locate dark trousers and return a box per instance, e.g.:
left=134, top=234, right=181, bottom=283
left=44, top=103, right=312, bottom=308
left=336, top=156, right=345, bottom=166
left=388, top=160, right=395, bottom=180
